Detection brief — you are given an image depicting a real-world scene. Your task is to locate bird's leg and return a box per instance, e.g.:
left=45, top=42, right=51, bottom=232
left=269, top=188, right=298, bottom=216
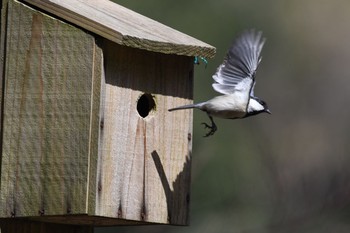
left=201, top=114, right=217, bottom=137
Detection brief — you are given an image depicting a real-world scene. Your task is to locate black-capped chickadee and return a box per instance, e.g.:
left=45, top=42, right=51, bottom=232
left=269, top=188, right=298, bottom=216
left=169, top=29, right=271, bottom=137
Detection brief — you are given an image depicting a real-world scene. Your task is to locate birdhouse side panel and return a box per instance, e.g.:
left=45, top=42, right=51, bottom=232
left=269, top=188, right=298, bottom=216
left=95, top=40, right=193, bottom=225
left=0, top=1, right=98, bottom=217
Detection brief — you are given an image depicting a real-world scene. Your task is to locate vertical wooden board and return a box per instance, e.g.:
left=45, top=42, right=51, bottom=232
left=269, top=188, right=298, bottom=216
left=1, top=0, right=9, bottom=142
left=87, top=42, right=103, bottom=215
left=0, top=0, right=96, bottom=217
left=96, top=39, right=193, bottom=225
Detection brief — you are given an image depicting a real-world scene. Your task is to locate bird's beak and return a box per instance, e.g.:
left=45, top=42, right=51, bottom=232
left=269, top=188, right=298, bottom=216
left=265, top=109, right=271, bottom=114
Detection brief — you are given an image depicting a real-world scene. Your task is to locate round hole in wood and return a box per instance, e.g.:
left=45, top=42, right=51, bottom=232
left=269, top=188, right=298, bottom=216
left=137, top=93, right=156, bottom=118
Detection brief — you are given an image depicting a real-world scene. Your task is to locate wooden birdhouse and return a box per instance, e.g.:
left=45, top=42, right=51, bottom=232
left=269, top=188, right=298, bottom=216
left=0, top=0, right=215, bottom=228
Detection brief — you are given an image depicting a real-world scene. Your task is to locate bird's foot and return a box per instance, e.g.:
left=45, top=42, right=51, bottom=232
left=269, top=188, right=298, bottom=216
left=201, top=122, right=217, bottom=137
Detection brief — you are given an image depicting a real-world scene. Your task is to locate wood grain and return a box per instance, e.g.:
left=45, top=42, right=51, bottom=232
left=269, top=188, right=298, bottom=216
left=0, top=0, right=100, bottom=217
left=96, top=39, right=193, bottom=225
left=21, top=0, right=216, bottom=58
left=0, top=0, right=10, bottom=155
left=1, top=0, right=194, bottom=226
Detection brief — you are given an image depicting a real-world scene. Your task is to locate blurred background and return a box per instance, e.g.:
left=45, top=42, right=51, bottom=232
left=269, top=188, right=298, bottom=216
left=98, top=0, right=350, bottom=232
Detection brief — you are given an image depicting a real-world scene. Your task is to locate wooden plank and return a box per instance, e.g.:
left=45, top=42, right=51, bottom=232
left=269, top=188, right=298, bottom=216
left=0, top=0, right=98, bottom=217
left=21, top=0, right=216, bottom=58
left=1, top=0, right=10, bottom=161
left=95, top=39, right=193, bottom=225
left=29, top=215, right=150, bottom=225
left=86, top=42, right=103, bottom=215
left=0, top=218, right=93, bottom=233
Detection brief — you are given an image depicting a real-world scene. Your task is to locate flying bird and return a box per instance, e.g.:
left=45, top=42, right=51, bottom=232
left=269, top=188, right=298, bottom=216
left=168, top=29, right=271, bottom=137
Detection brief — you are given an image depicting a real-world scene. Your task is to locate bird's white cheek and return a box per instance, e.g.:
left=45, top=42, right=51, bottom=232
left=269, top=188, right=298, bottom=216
left=248, top=99, right=264, bottom=112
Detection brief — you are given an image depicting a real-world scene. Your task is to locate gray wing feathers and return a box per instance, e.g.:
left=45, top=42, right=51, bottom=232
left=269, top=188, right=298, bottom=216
left=212, top=29, right=265, bottom=95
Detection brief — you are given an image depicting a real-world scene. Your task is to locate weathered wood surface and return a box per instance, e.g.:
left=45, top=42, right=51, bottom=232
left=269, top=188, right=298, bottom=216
left=96, top=39, right=193, bottom=225
left=1, top=0, right=194, bottom=227
left=22, top=0, right=216, bottom=58
left=0, top=218, right=93, bottom=233
left=0, top=0, right=10, bottom=145
left=0, top=0, right=101, bottom=217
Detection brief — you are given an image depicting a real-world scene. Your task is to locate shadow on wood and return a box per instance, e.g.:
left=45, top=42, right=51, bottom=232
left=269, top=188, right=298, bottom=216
left=151, top=150, right=191, bottom=224
left=0, top=0, right=199, bottom=226
left=0, top=218, right=93, bottom=233
left=100, top=38, right=194, bottom=99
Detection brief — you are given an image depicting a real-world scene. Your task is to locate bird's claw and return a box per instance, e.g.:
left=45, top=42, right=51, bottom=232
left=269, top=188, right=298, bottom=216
left=201, top=122, right=217, bottom=137
left=201, top=122, right=211, bottom=129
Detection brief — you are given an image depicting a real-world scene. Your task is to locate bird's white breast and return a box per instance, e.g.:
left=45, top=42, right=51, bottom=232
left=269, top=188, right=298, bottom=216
left=200, top=93, right=249, bottom=119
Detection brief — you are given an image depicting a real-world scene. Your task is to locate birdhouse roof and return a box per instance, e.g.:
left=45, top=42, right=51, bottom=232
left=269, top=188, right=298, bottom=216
left=23, top=0, right=216, bottom=58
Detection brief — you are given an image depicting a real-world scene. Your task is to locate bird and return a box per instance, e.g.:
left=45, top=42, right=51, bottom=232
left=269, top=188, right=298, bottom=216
left=168, top=29, right=271, bottom=137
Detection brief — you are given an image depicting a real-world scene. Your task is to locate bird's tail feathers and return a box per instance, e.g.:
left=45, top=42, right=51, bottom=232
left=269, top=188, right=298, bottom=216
left=168, top=103, right=202, bottom=112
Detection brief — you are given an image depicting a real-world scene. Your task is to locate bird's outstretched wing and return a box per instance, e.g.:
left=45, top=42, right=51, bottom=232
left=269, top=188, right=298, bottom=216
left=212, top=29, right=265, bottom=96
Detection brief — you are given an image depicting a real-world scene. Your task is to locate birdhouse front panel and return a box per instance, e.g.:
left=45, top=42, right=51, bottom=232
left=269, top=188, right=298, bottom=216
left=95, top=39, right=193, bottom=225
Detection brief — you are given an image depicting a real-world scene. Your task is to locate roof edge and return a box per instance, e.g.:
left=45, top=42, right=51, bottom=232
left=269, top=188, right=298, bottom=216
left=21, top=0, right=216, bottom=58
